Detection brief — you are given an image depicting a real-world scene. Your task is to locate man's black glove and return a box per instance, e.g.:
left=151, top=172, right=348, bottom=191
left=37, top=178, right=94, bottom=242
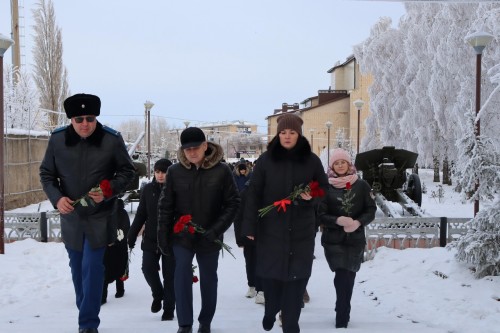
left=127, top=238, right=135, bottom=250
left=203, top=229, right=218, bottom=242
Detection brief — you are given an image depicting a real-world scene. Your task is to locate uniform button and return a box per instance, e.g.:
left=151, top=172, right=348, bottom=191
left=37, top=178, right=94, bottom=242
left=289, top=252, right=293, bottom=255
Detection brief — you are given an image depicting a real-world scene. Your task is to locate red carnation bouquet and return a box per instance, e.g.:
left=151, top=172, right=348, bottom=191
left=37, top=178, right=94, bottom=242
left=173, top=214, right=235, bottom=259
left=72, top=179, right=113, bottom=207
left=258, top=180, right=325, bottom=217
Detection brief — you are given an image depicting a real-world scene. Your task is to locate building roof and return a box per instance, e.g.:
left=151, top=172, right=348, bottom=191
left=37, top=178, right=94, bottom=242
left=327, top=54, right=355, bottom=73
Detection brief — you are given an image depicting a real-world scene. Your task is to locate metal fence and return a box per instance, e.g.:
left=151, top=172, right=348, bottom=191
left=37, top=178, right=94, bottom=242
left=5, top=212, right=471, bottom=261
left=364, top=217, right=470, bottom=260
left=4, top=212, right=61, bottom=243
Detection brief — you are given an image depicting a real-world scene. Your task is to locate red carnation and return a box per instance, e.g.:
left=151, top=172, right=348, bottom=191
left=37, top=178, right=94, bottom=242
left=99, top=179, right=113, bottom=198
left=346, top=182, right=352, bottom=190
left=179, top=214, right=192, bottom=225
left=192, top=276, right=199, bottom=283
left=308, top=181, right=325, bottom=198
left=173, top=222, right=185, bottom=234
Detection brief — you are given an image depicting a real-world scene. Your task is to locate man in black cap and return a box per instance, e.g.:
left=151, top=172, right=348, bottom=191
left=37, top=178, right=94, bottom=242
left=40, top=93, right=136, bottom=333
left=157, top=127, right=240, bottom=333
left=128, top=158, right=176, bottom=321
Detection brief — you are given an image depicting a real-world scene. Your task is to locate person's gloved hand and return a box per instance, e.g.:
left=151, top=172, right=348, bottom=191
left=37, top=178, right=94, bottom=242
left=203, top=229, right=218, bottom=242
left=336, top=216, right=353, bottom=226
left=344, top=220, right=361, bottom=233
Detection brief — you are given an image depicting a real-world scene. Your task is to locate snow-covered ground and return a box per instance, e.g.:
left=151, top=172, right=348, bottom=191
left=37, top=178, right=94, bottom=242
left=2, top=170, right=499, bottom=333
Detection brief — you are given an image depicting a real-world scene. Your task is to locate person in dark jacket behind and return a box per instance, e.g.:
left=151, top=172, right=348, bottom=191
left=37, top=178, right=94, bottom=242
left=127, top=158, right=175, bottom=321
left=157, top=127, right=240, bottom=333
left=241, top=113, right=328, bottom=333
left=102, top=198, right=130, bottom=304
left=233, top=179, right=263, bottom=301
left=233, top=162, right=251, bottom=192
left=318, top=148, right=376, bottom=329
left=39, top=93, right=135, bottom=333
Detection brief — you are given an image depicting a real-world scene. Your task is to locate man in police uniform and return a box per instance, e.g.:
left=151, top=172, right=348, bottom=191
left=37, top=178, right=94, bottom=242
left=40, top=93, right=135, bottom=333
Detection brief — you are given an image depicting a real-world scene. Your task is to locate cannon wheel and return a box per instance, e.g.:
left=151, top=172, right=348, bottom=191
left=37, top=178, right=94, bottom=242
left=406, top=173, right=422, bottom=206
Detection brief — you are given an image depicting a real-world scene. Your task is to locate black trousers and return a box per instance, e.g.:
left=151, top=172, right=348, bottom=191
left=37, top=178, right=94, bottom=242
left=333, top=269, right=356, bottom=325
left=243, top=244, right=262, bottom=291
left=142, top=250, right=176, bottom=313
left=262, top=277, right=309, bottom=333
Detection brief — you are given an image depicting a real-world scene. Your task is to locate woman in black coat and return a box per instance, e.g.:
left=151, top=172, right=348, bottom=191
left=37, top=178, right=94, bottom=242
left=318, top=148, right=376, bottom=328
left=127, top=159, right=176, bottom=321
left=241, top=113, right=328, bottom=333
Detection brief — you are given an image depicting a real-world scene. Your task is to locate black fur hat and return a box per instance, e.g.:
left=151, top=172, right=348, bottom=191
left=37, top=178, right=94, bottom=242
left=63, top=93, right=101, bottom=118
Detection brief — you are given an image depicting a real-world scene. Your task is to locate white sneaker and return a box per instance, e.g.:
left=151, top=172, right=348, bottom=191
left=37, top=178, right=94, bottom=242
left=255, top=291, right=265, bottom=304
left=245, top=286, right=257, bottom=298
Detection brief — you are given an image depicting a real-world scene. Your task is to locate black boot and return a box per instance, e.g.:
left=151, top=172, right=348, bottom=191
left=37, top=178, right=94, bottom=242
left=151, top=298, right=162, bottom=313
left=115, top=279, right=125, bottom=298
left=177, top=326, right=192, bottom=333
left=197, top=324, right=211, bottom=333
left=262, top=315, right=275, bottom=331
left=161, top=310, right=174, bottom=321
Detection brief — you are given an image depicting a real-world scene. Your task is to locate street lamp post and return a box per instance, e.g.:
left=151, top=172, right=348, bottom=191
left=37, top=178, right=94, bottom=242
left=325, top=121, right=332, bottom=167
left=353, top=99, right=365, bottom=155
left=309, top=129, right=314, bottom=154
left=183, top=121, right=190, bottom=129
left=144, top=101, right=154, bottom=179
left=466, top=31, right=493, bottom=216
left=0, top=34, right=14, bottom=254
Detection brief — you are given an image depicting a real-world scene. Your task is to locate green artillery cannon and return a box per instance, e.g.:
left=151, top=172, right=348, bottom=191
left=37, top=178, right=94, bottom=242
left=354, top=146, right=425, bottom=217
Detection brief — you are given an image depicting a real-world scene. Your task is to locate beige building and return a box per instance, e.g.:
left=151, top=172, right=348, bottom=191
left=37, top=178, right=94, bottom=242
left=197, top=121, right=264, bottom=160
left=267, top=55, right=371, bottom=157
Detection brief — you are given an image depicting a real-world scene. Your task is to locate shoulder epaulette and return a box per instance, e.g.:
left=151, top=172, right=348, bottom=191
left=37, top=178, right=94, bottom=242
left=102, top=125, right=120, bottom=137
left=51, top=125, right=69, bottom=134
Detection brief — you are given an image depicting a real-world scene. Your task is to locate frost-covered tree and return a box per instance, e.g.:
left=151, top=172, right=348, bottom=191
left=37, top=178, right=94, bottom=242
left=354, top=2, right=499, bottom=171
left=3, top=65, right=40, bottom=130
left=32, top=0, right=69, bottom=127
left=453, top=196, right=500, bottom=278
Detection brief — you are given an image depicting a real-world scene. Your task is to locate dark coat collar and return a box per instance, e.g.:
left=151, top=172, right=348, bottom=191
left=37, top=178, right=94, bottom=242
left=267, top=135, right=312, bottom=163
left=65, top=122, right=105, bottom=147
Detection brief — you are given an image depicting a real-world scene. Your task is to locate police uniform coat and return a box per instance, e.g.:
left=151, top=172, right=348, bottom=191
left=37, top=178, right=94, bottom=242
left=241, top=136, right=328, bottom=281
left=40, top=122, right=136, bottom=251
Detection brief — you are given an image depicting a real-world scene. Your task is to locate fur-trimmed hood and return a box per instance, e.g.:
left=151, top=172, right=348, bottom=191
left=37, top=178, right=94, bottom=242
left=177, top=141, right=224, bottom=169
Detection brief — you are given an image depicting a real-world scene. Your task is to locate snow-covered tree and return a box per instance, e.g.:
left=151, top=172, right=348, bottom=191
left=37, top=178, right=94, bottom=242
left=32, top=0, right=70, bottom=127
left=3, top=65, right=40, bottom=130
left=453, top=196, right=500, bottom=278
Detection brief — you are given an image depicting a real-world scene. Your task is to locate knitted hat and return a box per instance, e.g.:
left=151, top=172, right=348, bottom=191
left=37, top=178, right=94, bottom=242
left=329, top=148, right=352, bottom=166
left=154, top=158, right=172, bottom=172
left=180, top=127, right=206, bottom=149
left=63, top=93, right=101, bottom=118
left=276, top=113, right=303, bottom=135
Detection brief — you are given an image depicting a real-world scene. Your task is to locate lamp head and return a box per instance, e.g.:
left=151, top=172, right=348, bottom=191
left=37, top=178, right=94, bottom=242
left=466, top=31, right=494, bottom=54
left=0, top=34, right=14, bottom=57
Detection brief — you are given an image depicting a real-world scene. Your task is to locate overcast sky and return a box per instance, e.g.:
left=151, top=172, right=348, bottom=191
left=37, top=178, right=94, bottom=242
left=1, top=0, right=405, bottom=131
